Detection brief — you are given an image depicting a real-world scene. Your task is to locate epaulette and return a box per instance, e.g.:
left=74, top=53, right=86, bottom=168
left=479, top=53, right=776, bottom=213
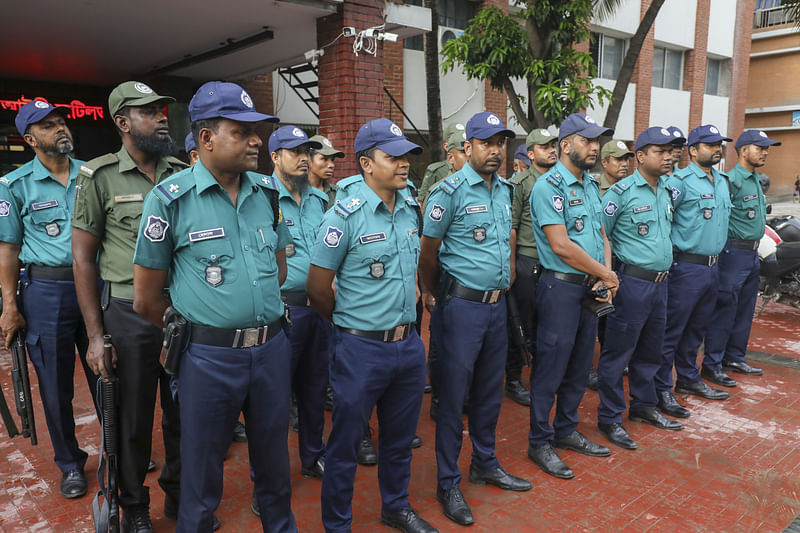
left=433, top=173, right=465, bottom=196
left=545, top=171, right=563, bottom=186
left=610, top=182, right=628, bottom=195
left=498, top=175, right=513, bottom=188
left=333, top=196, right=365, bottom=218
left=405, top=195, right=420, bottom=208
left=165, top=156, right=189, bottom=169
left=1, top=160, right=34, bottom=186
left=253, top=173, right=279, bottom=192
left=78, top=153, right=119, bottom=178
left=424, top=161, right=449, bottom=176
left=151, top=169, right=194, bottom=205
left=406, top=178, right=417, bottom=190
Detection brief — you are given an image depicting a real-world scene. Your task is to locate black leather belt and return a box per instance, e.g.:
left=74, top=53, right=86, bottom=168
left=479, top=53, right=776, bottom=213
left=281, top=291, right=309, bottom=306
left=28, top=265, right=73, bottom=281
left=542, top=269, right=595, bottom=286
left=730, top=239, right=759, bottom=251
left=190, top=320, right=282, bottom=348
left=449, top=282, right=504, bottom=304
left=340, top=323, right=414, bottom=343
left=620, top=263, right=669, bottom=283
left=674, top=252, right=718, bottom=267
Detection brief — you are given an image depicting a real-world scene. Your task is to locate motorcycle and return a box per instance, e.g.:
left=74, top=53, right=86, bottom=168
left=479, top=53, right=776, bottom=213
left=757, top=215, right=800, bottom=314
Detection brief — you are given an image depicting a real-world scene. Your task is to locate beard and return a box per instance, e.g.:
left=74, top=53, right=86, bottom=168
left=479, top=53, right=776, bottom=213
left=35, top=133, right=73, bottom=156
left=131, top=131, right=176, bottom=158
left=286, top=172, right=309, bottom=194
left=568, top=149, right=595, bottom=171
left=534, top=156, right=556, bottom=169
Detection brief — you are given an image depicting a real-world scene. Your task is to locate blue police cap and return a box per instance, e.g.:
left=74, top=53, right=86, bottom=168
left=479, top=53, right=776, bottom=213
left=686, top=124, right=732, bottom=146
left=189, top=81, right=279, bottom=123
left=513, top=144, right=531, bottom=165
left=268, top=125, right=322, bottom=154
left=635, top=127, right=678, bottom=151
left=354, top=118, right=422, bottom=156
left=558, top=113, right=613, bottom=141
left=465, top=112, right=515, bottom=141
left=735, top=129, right=782, bottom=149
left=15, top=100, right=68, bottom=136
left=666, top=126, right=686, bottom=146
left=184, top=133, right=196, bottom=153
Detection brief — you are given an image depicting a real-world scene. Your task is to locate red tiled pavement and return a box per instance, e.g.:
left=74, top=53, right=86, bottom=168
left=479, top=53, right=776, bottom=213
left=2, top=300, right=800, bottom=532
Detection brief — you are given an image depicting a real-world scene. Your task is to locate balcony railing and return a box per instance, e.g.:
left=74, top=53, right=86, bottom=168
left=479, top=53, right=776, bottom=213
left=754, top=5, right=796, bottom=30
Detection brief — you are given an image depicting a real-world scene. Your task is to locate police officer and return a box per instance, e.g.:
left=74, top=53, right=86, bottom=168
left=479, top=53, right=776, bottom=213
left=702, top=130, right=778, bottom=381
left=269, top=125, right=331, bottom=480
left=666, top=126, right=686, bottom=175
left=420, top=111, right=530, bottom=527
left=597, top=127, right=685, bottom=450
left=511, top=144, right=531, bottom=177
left=308, top=134, right=344, bottom=207
left=599, top=139, right=634, bottom=193
left=506, top=128, right=558, bottom=406
left=132, top=81, right=294, bottom=533
left=71, top=81, right=187, bottom=532
left=418, top=123, right=465, bottom=204
left=185, top=133, right=199, bottom=165
left=0, top=101, right=97, bottom=499
left=527, top=113, right=617, bottom=480
left=655, top=124, right=733, bottom=417
left=307, top=118, right=436, bottom=533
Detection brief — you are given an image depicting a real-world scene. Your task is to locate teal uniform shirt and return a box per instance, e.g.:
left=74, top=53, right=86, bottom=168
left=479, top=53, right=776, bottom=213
left=726, top=163, right=766, bottom=241
left=277, top=176, right=328, bottom=293
left=667, top=162, right=732, bottom=256
left=133, top=160, right=291, bottom=329
left=0, top=156, right=83, bottom=267
left=310, top=181, right=421, bottom=331
left=335, top=173, right=415, bottom=202
left=423, top=162, right=512, bottom=290
left=530, top=160, right=605, bottom=275
left=601, top=170, right=674, bottom=271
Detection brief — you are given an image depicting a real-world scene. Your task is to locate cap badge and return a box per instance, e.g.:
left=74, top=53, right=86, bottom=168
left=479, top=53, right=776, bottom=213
left=585, top=116, right=596, bottom=124
left=540, top=129, right=550, bottom=136
left=487, top=114, right=500, bottom=126
left=709, top=126, right=719, bottom=134
left=34, top=100, right=50, bottom=109
left=673, top=131, right=681, bottom=137
left=241, top=90, right=253, bottom=108
left=759, top=131, right=767, bottom=138
left=323, top=138, right=333, bottom=147
left=617, top=141, right=627, bottom=150
left=134, top=82, right=153, bottom=94
left=390, top=123, right=403, bottom=136
left=292, top=127, right=304, bottom=138
left=455, top=124, right=465, bottom=130
left=660, top=128, right=670, bottom=136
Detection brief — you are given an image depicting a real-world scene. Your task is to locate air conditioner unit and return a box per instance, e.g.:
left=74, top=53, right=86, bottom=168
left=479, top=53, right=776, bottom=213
left=439, top=26, right=461, bottom=47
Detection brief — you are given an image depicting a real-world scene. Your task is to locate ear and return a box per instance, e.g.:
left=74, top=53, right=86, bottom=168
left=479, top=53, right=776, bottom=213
left=113, top=114, right=130, bottom=134
left=464, top=140, right=472, bottom=158
left=359, top=155, right=374, bottom=175
left=560, top=139, right=570, bottom=154
left=270, top=150, right=280, bottom=166
left=22, top=133, right=36, bottom=149
left=198, top=128, right=214, bottom=151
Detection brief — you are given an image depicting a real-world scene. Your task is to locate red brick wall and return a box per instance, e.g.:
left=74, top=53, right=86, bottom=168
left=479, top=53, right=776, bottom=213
left=481, top=0, right=509, bottom=175
left=383, top=40, right=404, bottom=121
left=317, top=0, right=385, bottom=178
left=632, top=0, right=656, bottom=135
left=241, top=73, right=275, bottom=173
left=684, top=0, right=710, bottom=132
left=724, top=0, right=754, bottom=169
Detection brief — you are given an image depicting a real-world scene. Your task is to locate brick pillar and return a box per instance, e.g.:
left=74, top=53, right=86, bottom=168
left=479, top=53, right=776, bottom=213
left=241, top=73, right=275, bottom=173
left=383, top=40, right=404, bottom=122
left=317, top=1, right=385, bottom=178
left=724, top=0, right=755, bottom=169
left=481, top=0, right=510, bottom=175
left=684, top=0, right=711, bottom=131
left=632, top=0, right=656, bottom=134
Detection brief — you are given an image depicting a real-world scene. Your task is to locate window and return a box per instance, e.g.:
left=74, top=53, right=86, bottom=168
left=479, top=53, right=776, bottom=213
left=705, top=58, right=731, bottom=97
left=404, top=0, right=479, bottom=51
left=590, top=33, right=627, bottom=80
left=652, top=47, right=683, bottom=90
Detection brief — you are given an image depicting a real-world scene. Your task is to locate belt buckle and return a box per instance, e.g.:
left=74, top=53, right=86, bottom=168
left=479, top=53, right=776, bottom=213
left=656, top=271, right=668, bottom=283
left=392, top=325, right=407, bottom=342
left=485, top=289, right=501, bottom=304
left=240, top=327, right=260, bottom=348
left=708, top=255, right=718, bottom=267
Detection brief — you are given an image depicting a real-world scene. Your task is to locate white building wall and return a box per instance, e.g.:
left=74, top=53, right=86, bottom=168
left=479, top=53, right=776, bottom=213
left=654, top=0, right=696, bottom=49
left=706, top=0, right=736, bottom=58
left=587, top=79, right=637, bottom=141
left=701, top=94, right=731, bottom=136
left=649, top=87, right=691, bottom=133
left=272, top=71, right=319, bottom=126
left=592, top=0, right=641, bottom=36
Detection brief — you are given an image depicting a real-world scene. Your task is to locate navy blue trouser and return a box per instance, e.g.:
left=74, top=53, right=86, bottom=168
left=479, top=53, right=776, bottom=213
left=432, top=295, right=506, bottom=488
left=703, top=243, right=760, bottom=371
left=655, top=260, right=719, bottom=391
left=21, top=275, right=97, bottom=473
left=321, top=328, right=425, bottom=533
left=289, top=305, right=332, bottom=469
left=176, top=332, right=296, bottom=533
left=529, top=273, right=597, bottom=446
left=597, top=271, right=667, bottom=424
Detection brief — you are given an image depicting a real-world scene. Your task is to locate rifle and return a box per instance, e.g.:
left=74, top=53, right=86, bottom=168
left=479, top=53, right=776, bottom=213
left=10, top=330, right=37, bottom=444
left=0, top=377, right=19, bottom=438
left=93, top=335, right=119, bottom=533
left=506, top=291, right=532, bottom=367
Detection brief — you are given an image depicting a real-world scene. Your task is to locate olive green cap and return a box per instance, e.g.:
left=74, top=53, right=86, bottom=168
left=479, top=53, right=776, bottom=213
left=601, top=139, right=634, bottom=159
left=446, top=129, right=467, bottom=152
left=443, top=123, right=465, bottom=144
left=310, top=135, right=345, bottom=158
left=526, top=128, right=558, bottom=149
left=108, top=81, right=175, bottom=117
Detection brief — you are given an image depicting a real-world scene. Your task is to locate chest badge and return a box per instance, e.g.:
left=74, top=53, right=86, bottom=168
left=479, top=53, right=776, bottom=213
left=703, top=208, right=713, bottom=220
left=45, top=222, right=61, bottom=237
left=747, top=208, right=756, bottom=220
left=369, top=260, right=385, bottom=279
left=473, top=227, right=487, bottom=242
left=285, top=243, right=296, bottom=257
left=205, top=262, right=224, bottom=287
left=575, top=218, right=584, bottom=232
left=638, top=223, right=649, bottom=236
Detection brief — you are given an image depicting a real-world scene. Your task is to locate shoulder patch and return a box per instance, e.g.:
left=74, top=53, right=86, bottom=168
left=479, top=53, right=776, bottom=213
left=333, top=197, right=364, bottom=218
left=434, top=174, right=464, bottom=196
left=79, top=153, right=119, bottom=178
left=545, top=173, right=562, bottom=186
left=151, top=172, right=194, bottom=205
left=610, top=182, right=628, bottom=195
left=254, top=173, right=279, bottom=191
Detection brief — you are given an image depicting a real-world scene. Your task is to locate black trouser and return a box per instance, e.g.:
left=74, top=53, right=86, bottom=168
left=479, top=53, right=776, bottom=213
left=103, top=296, right=181, bottom=510
left=506, top=254, right=539, bottom=382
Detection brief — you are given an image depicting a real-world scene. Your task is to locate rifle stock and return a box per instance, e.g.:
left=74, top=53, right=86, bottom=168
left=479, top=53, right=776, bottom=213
left=506, top=291, right=532, bottom=367
left=101, top=334, right=119, bottom=533
left=10, top=330, right=36, bottom=445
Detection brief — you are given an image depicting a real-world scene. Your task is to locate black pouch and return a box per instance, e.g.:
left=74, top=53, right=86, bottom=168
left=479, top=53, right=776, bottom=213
left=100, top=281, right=111, bottom=312
left=435, top=270, right=455, bottom=306
left=161, top=308, right=188, bottom=376
left=581, top=297, right=615, bottom=317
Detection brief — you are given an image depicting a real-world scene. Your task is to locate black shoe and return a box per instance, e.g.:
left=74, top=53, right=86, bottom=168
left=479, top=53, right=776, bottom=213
left=358, top=427, right=378, bottom=465
left=598, top=422, right=637, bottom=450
left=232, top=420, right=248, bottom=442
left=251, top=489, right=260, bottom=517
left=587, top=368, right=599, bottom=391
left=505, top=379, right=531, bottom=406
left=552, top=430, right=610, bottom=457
left=60, top=470, right=87, bottom=499
left=380, top=507, right=438, bottom=533
left=164, top=494, right=221, bottom=530
left=722, top=359, right=763, bottom=376
left=122, top=505, right=153, bottom=533
left=676, top=380, right=730, bottom=400
left=325, top=384, right=334, bottom=411
left=436, top=485, right=474, bottom=526
left=628, top=407, right=683, bottom=431
left=429, top=397, right=439, bottom=421
left=701, top=367, right=737, bottom=388
left=657, top=391, right=690, bottom=418
left=424, top=383, right=432, bottom=394
left=468, top=465, right=531, bottom=491
left=146, top=459, right=157, bottom=473
left=411, top=434, right=422, bottom=449
left=301, top=456, right=325, bottom=478
left=527, top=444, right=574, bottom=479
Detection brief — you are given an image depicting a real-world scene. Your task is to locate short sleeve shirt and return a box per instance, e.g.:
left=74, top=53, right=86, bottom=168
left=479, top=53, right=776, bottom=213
left=726, top=164, right=766, bottom=241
